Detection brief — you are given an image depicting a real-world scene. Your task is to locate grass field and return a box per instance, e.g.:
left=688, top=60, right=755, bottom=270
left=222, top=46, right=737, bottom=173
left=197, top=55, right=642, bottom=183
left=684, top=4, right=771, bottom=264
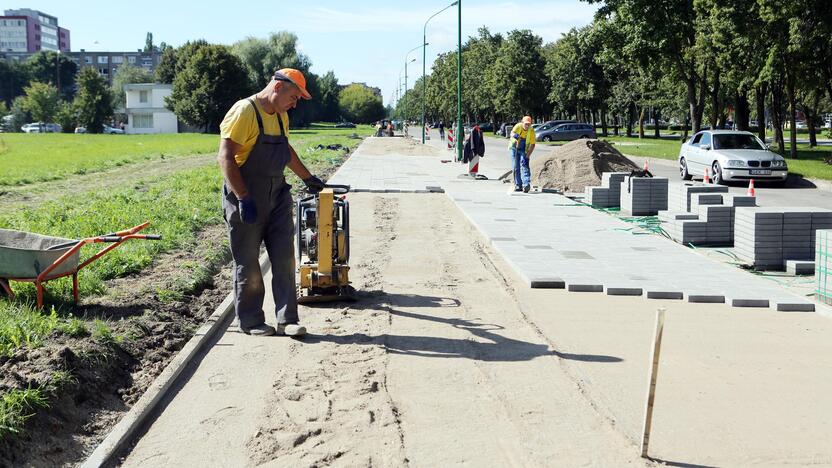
left=0, top=124, right=371, bottom=187
left=593, top=135, right=832, bottom=180
left=0, top=124, right=372, bottom=438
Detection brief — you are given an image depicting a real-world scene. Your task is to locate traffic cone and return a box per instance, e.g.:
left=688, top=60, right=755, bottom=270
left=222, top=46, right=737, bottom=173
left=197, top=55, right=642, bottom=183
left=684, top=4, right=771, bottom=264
left=747, top=179, right=756, bottom=197
left=703, top=167, right=710, bottom=184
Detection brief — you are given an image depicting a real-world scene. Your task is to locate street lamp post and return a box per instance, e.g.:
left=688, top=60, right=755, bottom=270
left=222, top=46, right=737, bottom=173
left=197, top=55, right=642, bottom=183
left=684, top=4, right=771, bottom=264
left=456, top=0, right=463, bottom=162
left=422, top=1, right=458, bottom=144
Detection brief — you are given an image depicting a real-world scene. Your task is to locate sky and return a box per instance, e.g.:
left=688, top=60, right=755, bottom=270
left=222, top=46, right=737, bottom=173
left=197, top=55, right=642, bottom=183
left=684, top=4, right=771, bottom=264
left=11, top=1, right=598, bottom=106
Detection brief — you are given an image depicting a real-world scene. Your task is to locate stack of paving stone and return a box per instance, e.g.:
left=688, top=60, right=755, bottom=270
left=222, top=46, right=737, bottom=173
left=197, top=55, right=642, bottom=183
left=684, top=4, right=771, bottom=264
left=734, top=207, right=832, bottom=271
left=619, top=176, right=668, bottom=215
left=818, top=229, right=832, bottom=305
left=660, top=192, right=756, bottom=246
left=667, top=183, right=730, bottom=212
left=584, top=172, right=629, bottom=208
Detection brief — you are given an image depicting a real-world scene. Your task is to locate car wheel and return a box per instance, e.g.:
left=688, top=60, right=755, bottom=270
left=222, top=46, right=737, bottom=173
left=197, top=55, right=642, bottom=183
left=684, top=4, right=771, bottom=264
left=542, top=135, right=550, bottom=142
left=580, top=135, right=590, bottom=139
left=711, top=162, right=725, bottom=185
left=679, top=158, right=692, bottom=180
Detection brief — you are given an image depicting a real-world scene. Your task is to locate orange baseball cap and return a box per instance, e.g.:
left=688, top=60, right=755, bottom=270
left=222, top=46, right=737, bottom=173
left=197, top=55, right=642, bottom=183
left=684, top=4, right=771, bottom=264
left=274, top=68, right=312, bottom=100
left=522, top=116, right=532, bottom=124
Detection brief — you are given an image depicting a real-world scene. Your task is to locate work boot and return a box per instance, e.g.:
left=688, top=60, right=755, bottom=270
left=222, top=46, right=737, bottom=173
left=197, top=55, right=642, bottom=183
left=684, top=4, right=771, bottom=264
left=241, top=323, right=276, bottom=336
left=523, top=185, right=530, bottom=193
left=514, top=185, right=522, bottom=192
left=277, top=323, right=307, bottom=337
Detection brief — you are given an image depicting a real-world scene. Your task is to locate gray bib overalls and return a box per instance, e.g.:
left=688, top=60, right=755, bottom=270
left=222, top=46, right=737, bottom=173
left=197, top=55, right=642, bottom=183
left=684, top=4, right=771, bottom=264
left=222, top=98, right=298, bottom=328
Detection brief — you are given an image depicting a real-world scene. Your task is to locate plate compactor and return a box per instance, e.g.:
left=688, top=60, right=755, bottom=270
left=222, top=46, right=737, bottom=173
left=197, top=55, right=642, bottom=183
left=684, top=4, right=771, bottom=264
left=296, top=185, right=356, bottom=303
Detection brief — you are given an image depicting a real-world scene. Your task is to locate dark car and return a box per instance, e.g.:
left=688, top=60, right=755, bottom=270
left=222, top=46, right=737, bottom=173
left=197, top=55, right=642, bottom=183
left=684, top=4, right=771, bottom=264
left=477, top=122, right=495, bottom=132
left=335, top=122, right=356, bottom=128
left=537, top=122, right=596, bottom=141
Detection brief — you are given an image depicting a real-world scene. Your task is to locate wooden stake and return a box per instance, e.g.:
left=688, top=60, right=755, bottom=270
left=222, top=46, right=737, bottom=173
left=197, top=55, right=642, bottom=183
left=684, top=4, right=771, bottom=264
left=641, top=308, right=666, bottom=458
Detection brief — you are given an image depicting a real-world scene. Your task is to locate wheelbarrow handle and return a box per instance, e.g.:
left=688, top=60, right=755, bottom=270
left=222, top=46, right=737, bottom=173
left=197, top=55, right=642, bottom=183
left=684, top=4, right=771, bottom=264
left=96, top=234, right=162, bottom=243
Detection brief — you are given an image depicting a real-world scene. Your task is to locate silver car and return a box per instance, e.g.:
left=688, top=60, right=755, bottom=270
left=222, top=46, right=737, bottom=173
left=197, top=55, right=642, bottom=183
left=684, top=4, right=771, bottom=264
left=678, top=130, right=788, bottom=185
left=537, top=122, right=596, bottom=141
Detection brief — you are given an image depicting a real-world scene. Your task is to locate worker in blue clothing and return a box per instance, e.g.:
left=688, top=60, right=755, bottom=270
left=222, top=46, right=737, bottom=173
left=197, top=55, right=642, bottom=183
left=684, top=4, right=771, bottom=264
left=509, top=116, right=536, bottom=192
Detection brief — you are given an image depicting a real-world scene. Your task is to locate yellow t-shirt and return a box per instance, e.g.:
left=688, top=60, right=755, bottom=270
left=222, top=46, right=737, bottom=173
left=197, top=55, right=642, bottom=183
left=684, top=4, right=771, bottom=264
left=219, top=96, right=290, bottom=167
left=508, top=122, right=536, bottom=149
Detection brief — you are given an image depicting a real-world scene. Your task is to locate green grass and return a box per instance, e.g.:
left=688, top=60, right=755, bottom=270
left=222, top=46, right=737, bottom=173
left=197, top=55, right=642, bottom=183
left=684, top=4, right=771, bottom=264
left=0, top=123, right=372, bottom=357
left=0, top=387, right=48, bottom=439
left=598, top=135, right=832, bottom=180
left=0, top=133, right=219, bottom=187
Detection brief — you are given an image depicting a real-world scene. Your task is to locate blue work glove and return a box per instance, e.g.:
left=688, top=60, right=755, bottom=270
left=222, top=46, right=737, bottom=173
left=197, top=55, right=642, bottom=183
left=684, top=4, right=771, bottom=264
left=238, top=196, right=258, bottom=224
left=303, top=175, right=325, bottom=194
left=511, top=132, right=520, bottom=140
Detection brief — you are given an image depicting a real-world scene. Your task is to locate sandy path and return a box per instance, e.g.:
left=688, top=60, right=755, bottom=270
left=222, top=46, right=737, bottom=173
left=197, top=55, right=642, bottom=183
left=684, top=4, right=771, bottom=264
left=121, top=193, right=648, bottom=467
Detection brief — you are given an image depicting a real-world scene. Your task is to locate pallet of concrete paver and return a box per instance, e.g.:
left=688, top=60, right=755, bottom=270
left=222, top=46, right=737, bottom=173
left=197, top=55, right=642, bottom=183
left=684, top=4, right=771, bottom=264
left=667, top=183, right=730, bottom=213
left=584, top=172, right=629, bottom=208
left=817, top=229, right=832, bottom=305
left=619, top=176, right=668, bottom=215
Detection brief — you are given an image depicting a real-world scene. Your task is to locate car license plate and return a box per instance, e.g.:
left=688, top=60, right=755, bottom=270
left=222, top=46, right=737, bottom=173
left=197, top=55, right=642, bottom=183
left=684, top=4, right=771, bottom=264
left=750, top=169, right=771, bottom=175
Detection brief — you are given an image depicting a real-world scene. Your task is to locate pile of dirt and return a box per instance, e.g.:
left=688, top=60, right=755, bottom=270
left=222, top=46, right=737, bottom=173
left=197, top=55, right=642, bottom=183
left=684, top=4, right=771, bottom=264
left=530, top=139, right=639, bottom=192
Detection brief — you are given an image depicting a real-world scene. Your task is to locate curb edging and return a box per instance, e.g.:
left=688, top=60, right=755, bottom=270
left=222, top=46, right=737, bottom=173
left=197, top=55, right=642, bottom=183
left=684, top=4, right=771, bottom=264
left=81, top=254, right=271, bottom=468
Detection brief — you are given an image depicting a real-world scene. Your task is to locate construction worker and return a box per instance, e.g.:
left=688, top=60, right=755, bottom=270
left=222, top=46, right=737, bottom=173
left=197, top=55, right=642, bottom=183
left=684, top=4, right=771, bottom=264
left=509, top=116, right=536, bottom=192
left=217, top=68, right=324, bottom=337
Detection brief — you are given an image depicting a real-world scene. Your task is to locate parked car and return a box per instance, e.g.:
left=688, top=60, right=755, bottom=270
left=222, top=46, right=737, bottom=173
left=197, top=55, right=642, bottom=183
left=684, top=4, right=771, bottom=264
left=74, top=126, right=87, bottom=133
left=22, top=122, right=61, bottom=133
left=103, top=125, right=124, bottom=134
left=536, top=122, right=595, bottom=142
left=477, top=122, right=495, bottom=132
left=335, top=121, right=356, bottom=128
left=678, top=130, right=788, bottom=185
left=533, top=120, right=576, bottom=136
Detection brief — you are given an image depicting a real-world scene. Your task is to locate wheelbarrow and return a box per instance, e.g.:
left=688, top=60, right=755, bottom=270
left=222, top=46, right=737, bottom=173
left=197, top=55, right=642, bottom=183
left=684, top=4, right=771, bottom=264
left=0, top=222, right=161, bottom=309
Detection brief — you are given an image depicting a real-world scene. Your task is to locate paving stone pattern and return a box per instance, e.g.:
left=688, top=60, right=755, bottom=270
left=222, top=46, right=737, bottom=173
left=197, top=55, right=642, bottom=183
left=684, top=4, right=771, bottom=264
left=328, top=146, right=819, bottom=312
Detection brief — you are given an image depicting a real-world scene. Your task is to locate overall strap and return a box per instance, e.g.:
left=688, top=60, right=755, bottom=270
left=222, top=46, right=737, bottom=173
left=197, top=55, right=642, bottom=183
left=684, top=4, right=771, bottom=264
left=247, top=98, right=264, bottom=134
left=276, top=112, right=286, bottom=136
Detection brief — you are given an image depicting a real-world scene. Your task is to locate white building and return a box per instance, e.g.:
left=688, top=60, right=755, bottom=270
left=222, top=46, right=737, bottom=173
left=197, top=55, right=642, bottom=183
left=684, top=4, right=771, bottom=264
left=124, top=83, right=178, bottom=134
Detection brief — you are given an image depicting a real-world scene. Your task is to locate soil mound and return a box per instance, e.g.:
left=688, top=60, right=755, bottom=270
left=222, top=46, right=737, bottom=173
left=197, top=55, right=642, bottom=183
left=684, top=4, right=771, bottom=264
left=530, top=139, right=639, bottom=192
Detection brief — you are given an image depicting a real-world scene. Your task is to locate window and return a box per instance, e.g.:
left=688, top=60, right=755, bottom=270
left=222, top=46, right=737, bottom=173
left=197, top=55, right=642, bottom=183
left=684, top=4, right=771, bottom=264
left=112, top=56, right=123, bottom=64
left=84, top=56, right=92, bottom=64
left=699, top=133, right=711, bottom=148
left=134, top=114, right=153, bottom=128
left=139, top=90, right=148, bottom=103
left=98, top=56, right=108, bottom=64
left=98, top=68, right=108, bottom=75
left=128, top=56, right=136, bottom=64
left=691, top=133, right=703, bottom=146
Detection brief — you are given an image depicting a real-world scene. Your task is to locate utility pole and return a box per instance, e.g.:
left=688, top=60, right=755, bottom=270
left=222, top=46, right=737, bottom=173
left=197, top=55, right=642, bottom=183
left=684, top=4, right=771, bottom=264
left=456, top=0, right=463, bottom=162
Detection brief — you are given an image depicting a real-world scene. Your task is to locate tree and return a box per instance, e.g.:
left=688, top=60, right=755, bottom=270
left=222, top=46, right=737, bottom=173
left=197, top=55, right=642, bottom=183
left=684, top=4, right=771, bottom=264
left=144, top=32, right=155, bottom=53
left=8, top=96, right=29, bottom=132
left=317, top=71, right=341, bottom=122
left=0, top=61, right=30, bottom=107
left=54, top=101, right=77, bottom=133
left=111, top=64, right=155, bottom=108
left=155, top=40, right=209, bottom=84
left=490, top=30, right=548, bottom=119
left=231, top=32, right=312, bottom=92
left=339, top=84, right=385, bottom=123
left=167, top=43, right=250, bottom=132
left=75, top=67, right=113, bottom=133
left=21, top=82, right=60, bottom=123
left=24, top=51, right=77, bottom=100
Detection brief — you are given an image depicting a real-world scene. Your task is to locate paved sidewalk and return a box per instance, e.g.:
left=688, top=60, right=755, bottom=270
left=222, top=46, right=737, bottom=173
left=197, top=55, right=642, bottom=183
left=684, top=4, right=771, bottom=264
left=332, top=134, right=826, bottom=313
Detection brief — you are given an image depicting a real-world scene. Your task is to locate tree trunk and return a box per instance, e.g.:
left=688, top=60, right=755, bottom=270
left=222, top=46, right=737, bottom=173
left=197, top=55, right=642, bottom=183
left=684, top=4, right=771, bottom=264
left=638, top=106, right=645, bottom=139
left=709, top=69, right=721, bottom=128
left=786, top=71, right=798, bottom=159
left=755, top=83, right=767, bottom=141
left=601, top=105, right=608, bottom=136
left=613, top=112, right=619, bottom=136
left=654, top=108, right=661, bottom=138
left=771, top=80, right=785, bottom=153
left=626, top=103, right=634, bottom=137
left=735, top=90, right=750, bottom=131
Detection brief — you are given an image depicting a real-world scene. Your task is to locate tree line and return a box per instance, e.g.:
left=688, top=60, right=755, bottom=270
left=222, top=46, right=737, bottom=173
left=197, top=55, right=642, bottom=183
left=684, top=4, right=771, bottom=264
left=0, top=31, right=386, bottom=133
left=395, top=1, right=832, bottom=158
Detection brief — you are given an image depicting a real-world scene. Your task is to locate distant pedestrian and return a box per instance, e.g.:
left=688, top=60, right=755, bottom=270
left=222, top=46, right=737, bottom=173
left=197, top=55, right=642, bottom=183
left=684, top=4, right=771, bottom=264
left=438, top=120, right=445, bottom=141
left=509, top=116, right=536, bottom=193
